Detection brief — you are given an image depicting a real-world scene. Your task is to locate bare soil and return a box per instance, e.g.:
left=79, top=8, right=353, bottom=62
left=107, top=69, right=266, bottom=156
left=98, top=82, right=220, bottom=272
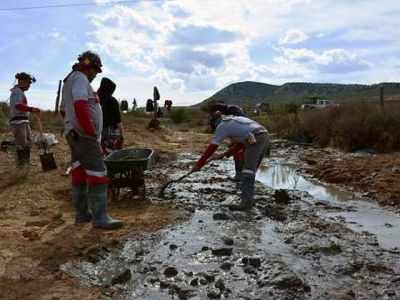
left=0, top=117, right=209, bottom=300
left=303, top=148, right=400, bottom=207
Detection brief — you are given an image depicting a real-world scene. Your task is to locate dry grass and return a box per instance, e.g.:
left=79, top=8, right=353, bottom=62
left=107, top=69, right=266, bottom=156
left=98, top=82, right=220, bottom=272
left=259, top=102, right=400, bottom=152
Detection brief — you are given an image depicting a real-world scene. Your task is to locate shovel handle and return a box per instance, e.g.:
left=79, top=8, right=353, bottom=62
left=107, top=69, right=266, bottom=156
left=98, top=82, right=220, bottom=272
left=34, top=114, right=44, bottom=136
left=159, top=170, right=194, bottom=198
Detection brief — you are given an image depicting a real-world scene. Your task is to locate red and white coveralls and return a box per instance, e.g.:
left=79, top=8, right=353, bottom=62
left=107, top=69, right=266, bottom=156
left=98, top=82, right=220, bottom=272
left=62, top=71, right=108, bottom=187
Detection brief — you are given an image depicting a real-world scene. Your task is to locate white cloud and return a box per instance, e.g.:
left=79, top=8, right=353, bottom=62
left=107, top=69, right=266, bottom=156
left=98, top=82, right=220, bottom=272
left=278, top=47, right=370, bottom=74
left=85, top=0, right=400, bottom=105
left=279, top=29, right=309, bottom=45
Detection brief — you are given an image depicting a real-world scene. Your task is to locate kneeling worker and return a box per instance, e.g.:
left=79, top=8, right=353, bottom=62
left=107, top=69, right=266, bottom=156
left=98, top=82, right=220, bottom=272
left=62, top=51, right=123, bottom=229
left=9, top=72, right=41, bottom=167
left=192, top=116, right=269, bottom=210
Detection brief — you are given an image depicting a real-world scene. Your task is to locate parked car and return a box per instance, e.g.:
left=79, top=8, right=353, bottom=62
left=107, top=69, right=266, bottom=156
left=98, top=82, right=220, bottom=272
left=301, top=100, right=338, bottom=110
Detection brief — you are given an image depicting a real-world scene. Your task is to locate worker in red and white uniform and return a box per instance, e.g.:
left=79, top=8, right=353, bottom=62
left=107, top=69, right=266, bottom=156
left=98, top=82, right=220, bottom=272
left=62, top=51, right=123, bottom=230
left=192, top=116, right=270, bottom=211
left=9, top=72, right=40, bottom=167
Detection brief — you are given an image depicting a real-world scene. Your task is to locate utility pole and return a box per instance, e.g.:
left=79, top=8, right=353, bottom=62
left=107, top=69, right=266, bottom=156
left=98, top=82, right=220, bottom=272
left=379, top=86, right=384, bottom=108
left=54, top=80, right=62, bottom=113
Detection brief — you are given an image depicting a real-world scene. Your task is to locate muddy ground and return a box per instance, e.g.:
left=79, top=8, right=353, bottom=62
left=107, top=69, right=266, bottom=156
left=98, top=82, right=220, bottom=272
left=302, top=147, right=400, bottom=207
left=1, top=120, right=400, bottom=299
left=61, top=144, right=400, bottom=299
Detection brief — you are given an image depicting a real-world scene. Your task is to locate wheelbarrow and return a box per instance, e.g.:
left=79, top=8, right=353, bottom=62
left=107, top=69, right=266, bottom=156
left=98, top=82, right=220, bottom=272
left=104, top=148, right=155, bottom=200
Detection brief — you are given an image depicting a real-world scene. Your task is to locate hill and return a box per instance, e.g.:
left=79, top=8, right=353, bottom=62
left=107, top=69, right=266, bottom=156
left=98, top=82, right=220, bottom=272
left=198, top=81, right=400, bottom=107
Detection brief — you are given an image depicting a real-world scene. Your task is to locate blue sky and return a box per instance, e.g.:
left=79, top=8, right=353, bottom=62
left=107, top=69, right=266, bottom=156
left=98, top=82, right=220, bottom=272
left=0, top=0, right=399, bottom=109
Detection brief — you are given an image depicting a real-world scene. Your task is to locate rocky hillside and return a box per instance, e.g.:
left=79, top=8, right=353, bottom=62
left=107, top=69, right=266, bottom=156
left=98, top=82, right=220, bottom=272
left=199, top=81, right=400, bottom=106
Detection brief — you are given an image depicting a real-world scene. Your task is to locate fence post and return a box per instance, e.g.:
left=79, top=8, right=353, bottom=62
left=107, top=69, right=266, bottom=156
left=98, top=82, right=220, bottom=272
left=379, top=86, right=384, bottom=108
left=54, top=80, right=62, bottom=113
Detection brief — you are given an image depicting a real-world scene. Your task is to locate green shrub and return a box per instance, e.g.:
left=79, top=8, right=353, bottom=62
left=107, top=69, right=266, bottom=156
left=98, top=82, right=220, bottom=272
left=169, top=108, right=191, bottom=124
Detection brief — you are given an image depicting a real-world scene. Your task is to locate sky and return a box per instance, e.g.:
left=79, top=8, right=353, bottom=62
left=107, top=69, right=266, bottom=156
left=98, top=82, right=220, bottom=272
left=0, top=0, right=399, bottom=109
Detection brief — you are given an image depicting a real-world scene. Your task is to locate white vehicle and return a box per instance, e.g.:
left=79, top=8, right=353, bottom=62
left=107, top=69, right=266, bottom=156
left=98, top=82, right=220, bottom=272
left=301, top=99, right=338, bottom=110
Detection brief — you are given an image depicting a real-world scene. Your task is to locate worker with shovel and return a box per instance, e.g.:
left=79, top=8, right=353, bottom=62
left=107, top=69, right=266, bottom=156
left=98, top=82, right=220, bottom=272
left=9, top=72, right=41, bottom=167
left=209, top=104, right=246, bottom=182
left=192, top=116, right=269, bottom=211
left=62, top=51, right=123, bottom=230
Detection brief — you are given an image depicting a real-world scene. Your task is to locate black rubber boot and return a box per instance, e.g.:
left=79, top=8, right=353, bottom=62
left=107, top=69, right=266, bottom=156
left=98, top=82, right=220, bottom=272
left=234, top=156, right=243, bottom=181
left=228, top=172, right=255, bottom=211
left=16, top=149, right=25, bottom=167
left=24, top=147, right=31, bottom=165
left=72, top=184, right=92, bottom=224
left=88, top=184, right=123, bottom=230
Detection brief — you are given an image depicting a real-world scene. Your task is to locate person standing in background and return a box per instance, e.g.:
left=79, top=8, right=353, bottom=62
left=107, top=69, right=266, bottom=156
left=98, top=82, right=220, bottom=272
left=9, top=72, right=41, bottom=167
left=98, top=77, right=124, bottom=155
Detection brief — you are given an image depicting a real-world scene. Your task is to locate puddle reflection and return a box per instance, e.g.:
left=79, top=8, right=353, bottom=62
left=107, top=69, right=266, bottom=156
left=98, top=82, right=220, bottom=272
left=257, top=163, right=400, bottom=249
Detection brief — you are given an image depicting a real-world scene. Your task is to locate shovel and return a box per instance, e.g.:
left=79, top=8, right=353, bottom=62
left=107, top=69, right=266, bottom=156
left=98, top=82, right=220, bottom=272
left=159, top=153, right=225, bottom=198
left=35, top=116, right=57, bottom=172
left=159, top=171, right=194, bottom=198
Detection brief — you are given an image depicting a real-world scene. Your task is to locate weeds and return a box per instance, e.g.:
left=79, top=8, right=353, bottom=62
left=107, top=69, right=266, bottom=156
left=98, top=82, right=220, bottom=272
left=259, top=102, right=400, bottom=152
left=0, top=102, right=9, bottom=132
left=169, top=108, right=192, bottom=124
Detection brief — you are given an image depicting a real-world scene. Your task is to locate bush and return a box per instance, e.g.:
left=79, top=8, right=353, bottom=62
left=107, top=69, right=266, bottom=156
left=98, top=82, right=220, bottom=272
left=0, top=102, right=9, bottom=131
left=169, top=108, right=191, bottom=124
left=268, top=103, right=400, bottom=152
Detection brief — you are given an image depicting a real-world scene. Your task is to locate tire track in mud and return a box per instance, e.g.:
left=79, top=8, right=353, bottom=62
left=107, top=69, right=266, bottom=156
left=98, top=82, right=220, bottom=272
left=61, top=151, right=400, bottom=300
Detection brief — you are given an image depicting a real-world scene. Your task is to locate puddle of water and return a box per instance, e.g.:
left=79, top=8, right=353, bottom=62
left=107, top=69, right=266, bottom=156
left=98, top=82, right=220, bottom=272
left=257, top=163, right=400, bottom=250
left=257, top=163, right=353, bottom=202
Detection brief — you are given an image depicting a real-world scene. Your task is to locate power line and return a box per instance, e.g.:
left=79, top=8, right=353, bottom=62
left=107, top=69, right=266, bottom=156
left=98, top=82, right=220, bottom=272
left=0, top=0, right=164, bottom=12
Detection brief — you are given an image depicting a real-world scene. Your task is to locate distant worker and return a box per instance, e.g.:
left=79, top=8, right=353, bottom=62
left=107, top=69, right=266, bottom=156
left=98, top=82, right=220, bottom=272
left=146, top=98, right=154, bottom=112
left=62, top=51, right=123, bottom=230
left=164, top=99, right=173, bottom=112
left=157, top=107, right=163, bottom=118
left=132, top=98, right=137, bottom=111
left=120, top=99, right=129, bottom=112
left=98, top=77, right=124, bottom=156
left=193, top=115, right=269, bottom=211
left=9, top=72, right=41, bottom=167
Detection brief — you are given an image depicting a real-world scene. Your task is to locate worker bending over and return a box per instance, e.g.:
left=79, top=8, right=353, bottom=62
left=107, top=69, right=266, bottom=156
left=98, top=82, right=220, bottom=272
left=62, top=51, right=123, bottom=229
left=193, top=116, right=269, bottom=211
left=9, top=72, right=41, bottom=167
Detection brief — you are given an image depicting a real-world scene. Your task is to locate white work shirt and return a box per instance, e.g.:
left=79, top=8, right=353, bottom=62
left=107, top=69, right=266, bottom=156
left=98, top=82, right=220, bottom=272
left=62, top=71, right=103, bottom=139
left=212, top=116, right=266, bottom=145
left=9, top=86, right=29, bottom=125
